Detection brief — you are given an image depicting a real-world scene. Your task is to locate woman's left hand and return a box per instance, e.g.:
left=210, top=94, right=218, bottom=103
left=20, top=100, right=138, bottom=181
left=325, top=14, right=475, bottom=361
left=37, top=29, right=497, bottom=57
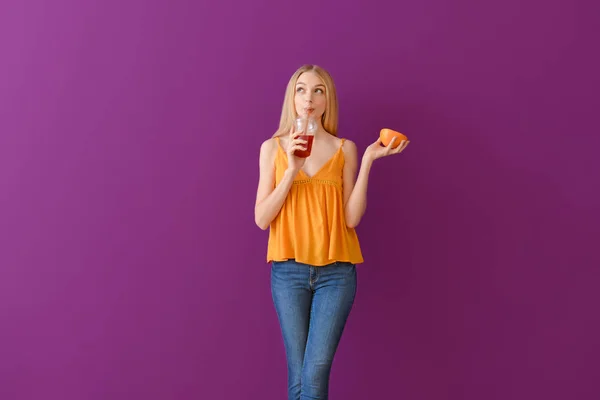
left=364, top=136, right=410, bottom=162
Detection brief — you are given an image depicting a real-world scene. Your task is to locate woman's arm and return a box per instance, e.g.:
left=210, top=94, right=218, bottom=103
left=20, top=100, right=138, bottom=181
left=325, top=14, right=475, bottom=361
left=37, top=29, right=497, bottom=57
left=254, top=138, right=300, bottom=230
left=343, top=136, right=410, bottom=228
left=342, top=140, right=372, bottom=229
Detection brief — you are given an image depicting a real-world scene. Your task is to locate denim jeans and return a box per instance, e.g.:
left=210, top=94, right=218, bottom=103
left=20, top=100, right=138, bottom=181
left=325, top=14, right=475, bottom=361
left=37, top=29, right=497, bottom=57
left=271, top=259, right=357, bottom=400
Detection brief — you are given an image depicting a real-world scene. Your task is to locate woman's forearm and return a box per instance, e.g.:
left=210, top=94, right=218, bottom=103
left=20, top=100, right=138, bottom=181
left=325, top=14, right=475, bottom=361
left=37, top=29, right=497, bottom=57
left=344, top=155, right=374, bottom=228
left=255, top=168, right=298, bottom=230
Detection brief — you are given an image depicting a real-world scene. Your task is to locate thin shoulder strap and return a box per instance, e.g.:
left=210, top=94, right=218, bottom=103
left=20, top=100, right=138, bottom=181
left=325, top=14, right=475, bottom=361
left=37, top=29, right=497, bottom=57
left=339, top=138, right=346, bottom=148
left=274, top=136, right=282, bottom=153
left=273, top=136, right=284, bottom=160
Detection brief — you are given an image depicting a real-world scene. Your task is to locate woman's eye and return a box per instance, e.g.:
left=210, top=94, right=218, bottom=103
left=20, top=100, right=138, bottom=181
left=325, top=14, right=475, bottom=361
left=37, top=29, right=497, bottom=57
left=296, top=87, right=323, bottom=94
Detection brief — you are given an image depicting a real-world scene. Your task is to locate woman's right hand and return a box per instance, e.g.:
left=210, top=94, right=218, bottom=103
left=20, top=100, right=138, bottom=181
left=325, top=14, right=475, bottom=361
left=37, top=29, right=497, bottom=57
left=286, top=127, right=307, bottom=173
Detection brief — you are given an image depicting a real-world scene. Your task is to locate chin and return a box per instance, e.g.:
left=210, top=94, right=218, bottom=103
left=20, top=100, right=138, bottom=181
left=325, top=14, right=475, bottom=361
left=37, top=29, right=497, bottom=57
left=295, top=108, right=324, bottom=119
left=305, top=111, right=324, bottom=120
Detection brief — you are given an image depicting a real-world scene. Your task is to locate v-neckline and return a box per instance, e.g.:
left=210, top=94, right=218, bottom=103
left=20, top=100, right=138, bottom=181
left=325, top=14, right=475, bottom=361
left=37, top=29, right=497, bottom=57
left=298, top=150, right=340, bottom=179
left=277, top=138, right=342, bottom=180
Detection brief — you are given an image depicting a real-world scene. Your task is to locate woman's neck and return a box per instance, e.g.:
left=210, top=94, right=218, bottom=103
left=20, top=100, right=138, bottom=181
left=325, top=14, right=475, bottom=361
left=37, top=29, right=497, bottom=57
left=312, top=118, right=327, bottom=137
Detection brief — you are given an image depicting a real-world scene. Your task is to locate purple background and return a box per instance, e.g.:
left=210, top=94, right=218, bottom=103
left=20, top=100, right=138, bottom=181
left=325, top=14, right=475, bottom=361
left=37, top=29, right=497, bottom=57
left=1, top=0, right=599, bottom=399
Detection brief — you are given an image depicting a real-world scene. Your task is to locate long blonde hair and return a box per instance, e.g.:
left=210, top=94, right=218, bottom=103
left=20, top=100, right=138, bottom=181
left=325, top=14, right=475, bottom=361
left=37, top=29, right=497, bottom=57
left=272, top=64, right=339, bottom=137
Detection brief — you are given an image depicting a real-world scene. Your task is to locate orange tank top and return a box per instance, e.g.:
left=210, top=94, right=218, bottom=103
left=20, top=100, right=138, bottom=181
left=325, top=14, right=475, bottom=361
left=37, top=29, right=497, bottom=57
left=266, top=137, right=364, bottom=266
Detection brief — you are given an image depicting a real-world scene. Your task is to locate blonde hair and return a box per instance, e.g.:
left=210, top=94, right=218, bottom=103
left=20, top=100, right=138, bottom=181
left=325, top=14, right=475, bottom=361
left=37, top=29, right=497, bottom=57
left=272, top=64, right=339, bottom=137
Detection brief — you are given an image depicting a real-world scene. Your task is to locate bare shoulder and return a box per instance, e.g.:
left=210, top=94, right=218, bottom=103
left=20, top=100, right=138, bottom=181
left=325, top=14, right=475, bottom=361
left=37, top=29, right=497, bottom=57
left=259, top=137, right=279, bottom=160
left=339, top=137, right=358, bottom=158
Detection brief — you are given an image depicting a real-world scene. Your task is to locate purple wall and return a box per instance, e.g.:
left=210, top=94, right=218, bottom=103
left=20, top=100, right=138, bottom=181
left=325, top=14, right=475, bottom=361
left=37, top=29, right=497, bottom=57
left=1, top=0, right=599, bottom=399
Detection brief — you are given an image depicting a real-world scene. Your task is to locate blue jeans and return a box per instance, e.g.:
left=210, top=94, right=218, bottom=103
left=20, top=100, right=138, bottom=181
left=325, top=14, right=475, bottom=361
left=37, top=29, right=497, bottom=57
left=271, top=259, right=357, bottom=400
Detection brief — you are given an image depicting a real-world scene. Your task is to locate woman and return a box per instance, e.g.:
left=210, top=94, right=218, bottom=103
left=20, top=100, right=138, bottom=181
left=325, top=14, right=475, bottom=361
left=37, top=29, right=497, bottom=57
left=254, top=64, right=409, bottom=399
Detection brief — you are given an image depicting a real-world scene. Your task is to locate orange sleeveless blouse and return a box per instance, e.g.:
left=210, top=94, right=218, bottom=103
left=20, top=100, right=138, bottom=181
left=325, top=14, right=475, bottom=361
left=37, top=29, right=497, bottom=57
left=266, top=137, right=364, bottom=266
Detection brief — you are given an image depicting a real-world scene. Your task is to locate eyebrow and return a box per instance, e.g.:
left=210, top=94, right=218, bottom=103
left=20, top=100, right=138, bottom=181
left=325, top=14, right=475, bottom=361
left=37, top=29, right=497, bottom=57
left=296, top=82, right=325, bottom=88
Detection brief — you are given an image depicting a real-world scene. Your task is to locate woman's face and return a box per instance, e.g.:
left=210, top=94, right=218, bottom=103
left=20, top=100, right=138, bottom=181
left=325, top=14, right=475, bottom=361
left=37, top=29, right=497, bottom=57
left=294, top=71, right=327, bottom=120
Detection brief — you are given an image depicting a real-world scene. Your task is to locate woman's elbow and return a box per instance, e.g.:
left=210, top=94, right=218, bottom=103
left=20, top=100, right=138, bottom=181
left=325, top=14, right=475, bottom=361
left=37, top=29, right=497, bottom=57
left=255, top=215, right=269, bottom=230
left=345, top=214, right=361, bottom=229
left=254, top=212, right=270, bottom=230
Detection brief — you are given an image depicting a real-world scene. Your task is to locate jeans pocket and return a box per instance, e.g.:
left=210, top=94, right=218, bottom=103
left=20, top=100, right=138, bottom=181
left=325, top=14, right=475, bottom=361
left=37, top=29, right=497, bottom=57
left=334, top=261, right=356, bottom=274
left=334, top=261, right=354, bottom=267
